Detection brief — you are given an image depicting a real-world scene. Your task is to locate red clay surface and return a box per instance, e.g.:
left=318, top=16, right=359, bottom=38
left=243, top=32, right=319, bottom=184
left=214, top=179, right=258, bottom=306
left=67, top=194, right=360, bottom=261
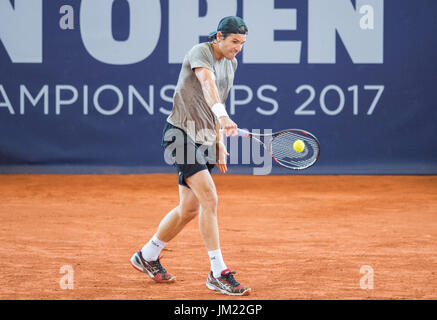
left=0, top=174, right=436, bottom=300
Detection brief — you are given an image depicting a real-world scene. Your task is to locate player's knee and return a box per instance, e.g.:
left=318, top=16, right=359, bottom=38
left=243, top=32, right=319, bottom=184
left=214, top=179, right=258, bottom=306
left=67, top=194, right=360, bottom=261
left=199, top=192, right=218, bottom=213
left=179, top=205, right=199, bottom=222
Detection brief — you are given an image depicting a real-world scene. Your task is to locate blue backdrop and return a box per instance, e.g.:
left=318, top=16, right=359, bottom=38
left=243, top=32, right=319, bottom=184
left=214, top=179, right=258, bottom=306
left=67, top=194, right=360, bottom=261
left=1, top=0, right=436, bottom=174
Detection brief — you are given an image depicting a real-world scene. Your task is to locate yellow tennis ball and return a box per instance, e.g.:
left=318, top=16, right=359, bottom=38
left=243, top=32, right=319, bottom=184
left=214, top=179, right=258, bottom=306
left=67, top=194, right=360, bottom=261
left=293, top=139, right=305, bottom=153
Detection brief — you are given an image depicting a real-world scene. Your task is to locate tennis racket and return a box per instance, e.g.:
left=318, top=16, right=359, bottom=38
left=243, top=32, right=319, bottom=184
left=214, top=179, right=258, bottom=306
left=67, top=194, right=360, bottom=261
left=237, top=128, right=320, bottom=170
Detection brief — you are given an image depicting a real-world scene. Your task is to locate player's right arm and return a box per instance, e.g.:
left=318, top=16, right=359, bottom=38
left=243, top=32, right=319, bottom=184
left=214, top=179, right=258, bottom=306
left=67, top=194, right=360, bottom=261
left=193, top=67, right=237, bottom=137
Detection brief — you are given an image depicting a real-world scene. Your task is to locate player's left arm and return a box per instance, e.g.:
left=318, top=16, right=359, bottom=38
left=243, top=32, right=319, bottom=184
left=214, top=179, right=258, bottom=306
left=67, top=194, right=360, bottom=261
left=193, top=67, right=237, bottom=137
left=193, top=67, right=234, bottom=173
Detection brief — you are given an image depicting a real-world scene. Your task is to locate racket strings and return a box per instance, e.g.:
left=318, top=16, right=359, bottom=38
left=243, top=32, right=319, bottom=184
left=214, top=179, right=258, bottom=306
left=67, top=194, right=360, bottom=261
left=271, top=131, right=319, bottom=169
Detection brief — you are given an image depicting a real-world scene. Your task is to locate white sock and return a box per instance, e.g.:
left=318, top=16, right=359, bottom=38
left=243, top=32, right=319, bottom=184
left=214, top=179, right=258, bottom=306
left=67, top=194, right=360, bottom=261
left=141, top=234, right=167, bottom=261
left=208, top=249, right=228, bottom=278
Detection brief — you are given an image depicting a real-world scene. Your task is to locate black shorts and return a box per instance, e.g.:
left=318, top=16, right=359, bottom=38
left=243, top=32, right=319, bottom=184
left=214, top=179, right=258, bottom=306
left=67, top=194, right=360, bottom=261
left=161, top=122, right=215, bottom=188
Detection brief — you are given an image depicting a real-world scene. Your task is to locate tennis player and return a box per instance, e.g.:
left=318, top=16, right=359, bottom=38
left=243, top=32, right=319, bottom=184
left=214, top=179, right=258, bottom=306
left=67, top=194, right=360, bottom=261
left=130, top=16, right=250, bottom=296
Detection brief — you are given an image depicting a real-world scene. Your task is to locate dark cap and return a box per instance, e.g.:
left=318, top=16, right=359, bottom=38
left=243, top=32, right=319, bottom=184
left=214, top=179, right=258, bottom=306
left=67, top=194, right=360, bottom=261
left=208, top=16, right=248, bottom=39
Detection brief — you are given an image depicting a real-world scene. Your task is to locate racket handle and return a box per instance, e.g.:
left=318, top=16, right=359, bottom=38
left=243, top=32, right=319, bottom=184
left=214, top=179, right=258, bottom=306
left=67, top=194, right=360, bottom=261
left=237, top=128, right=250, bottom=137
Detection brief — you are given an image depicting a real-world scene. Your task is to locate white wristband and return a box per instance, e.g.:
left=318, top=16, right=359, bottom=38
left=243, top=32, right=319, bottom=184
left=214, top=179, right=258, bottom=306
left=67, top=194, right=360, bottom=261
left=211, top=103, right=229, bottom=119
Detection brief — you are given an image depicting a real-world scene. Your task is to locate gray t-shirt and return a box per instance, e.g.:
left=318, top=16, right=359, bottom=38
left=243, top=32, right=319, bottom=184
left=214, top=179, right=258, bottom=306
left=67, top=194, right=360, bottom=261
left=167, top=42, right=237, bottom=145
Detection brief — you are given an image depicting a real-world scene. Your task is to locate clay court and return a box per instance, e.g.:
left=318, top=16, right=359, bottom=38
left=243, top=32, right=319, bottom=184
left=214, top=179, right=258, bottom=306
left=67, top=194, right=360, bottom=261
left=0, top=174, right=436, bottom=300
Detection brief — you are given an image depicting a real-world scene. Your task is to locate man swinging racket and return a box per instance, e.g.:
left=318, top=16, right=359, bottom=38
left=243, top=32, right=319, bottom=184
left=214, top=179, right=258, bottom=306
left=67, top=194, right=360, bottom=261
left=130, top=16, right=251, bottom=296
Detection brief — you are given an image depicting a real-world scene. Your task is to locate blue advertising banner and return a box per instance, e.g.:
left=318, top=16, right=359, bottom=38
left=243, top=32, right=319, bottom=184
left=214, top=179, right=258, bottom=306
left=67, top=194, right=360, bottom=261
left=1, top=0, right=436, bottom=174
